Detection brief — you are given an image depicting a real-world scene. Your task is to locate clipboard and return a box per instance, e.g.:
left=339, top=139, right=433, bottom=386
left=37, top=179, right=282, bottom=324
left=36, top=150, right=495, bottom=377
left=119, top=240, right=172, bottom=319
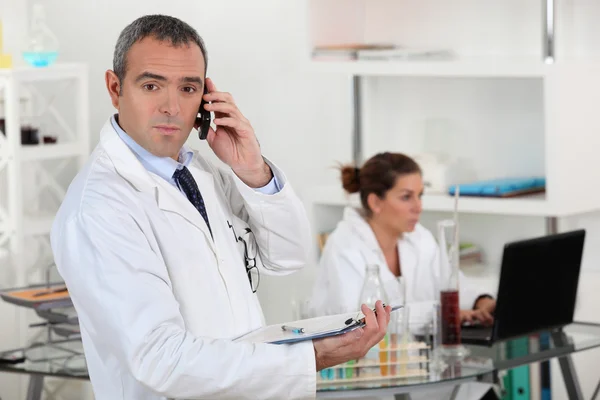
left=234, top=304, right=403, bottom=345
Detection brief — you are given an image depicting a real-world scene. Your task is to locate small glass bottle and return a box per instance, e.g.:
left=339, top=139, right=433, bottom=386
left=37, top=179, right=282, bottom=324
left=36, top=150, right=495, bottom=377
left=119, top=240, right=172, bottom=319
left=359, top=264, right=388, bottom=309
left=358, top=264, right=389, bottom=376
left=23, top=3, right=59, bottom=68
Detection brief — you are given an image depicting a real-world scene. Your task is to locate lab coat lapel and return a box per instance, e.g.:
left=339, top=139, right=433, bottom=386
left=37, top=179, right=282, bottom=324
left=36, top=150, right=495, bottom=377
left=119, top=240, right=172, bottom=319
left=344, top=207, right=385, bottom=265
left=154, top=176, right=217, bottom=256
left=99, top=119, right=217, bottom=255
left=100, top=120, right=155, bottom=193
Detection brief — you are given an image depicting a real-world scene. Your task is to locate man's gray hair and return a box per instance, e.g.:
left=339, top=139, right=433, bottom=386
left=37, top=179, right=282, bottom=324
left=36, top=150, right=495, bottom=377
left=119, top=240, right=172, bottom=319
left=113, top=15, right=208, bottom=87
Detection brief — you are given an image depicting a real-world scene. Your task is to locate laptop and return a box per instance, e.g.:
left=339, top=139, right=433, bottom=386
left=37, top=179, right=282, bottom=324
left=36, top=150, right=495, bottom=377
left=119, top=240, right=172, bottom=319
left=461, top=229, right=586, bottom=346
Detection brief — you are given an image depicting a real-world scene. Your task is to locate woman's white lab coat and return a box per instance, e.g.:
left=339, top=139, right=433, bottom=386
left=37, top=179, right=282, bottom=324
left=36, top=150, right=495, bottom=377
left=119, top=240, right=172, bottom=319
left=50, top=119, right=316, bottom=400
left=310, top=206, right=481, bottom=318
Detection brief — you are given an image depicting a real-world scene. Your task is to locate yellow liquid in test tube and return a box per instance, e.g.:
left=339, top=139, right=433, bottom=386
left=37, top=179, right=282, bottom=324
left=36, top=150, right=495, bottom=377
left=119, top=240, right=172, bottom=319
left=378, top=334, right=388, bottom=376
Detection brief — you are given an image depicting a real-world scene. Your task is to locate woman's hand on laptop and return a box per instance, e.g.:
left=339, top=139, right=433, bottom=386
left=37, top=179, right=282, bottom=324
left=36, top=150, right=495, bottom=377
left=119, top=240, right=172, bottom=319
left=461, top=308, right=494, bottom=326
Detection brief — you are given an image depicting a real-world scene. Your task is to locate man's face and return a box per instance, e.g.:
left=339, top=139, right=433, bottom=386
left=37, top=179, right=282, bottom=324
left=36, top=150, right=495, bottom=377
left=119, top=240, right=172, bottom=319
left=106, top=36, right=205, bottom=160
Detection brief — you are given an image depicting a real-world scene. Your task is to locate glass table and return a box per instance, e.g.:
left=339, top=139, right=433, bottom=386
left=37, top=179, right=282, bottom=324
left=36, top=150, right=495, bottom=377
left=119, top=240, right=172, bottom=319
left=315, top=322, right=600, bottom=399
left=0, top=339, right=87, bottom=400
left=2, top=322, right=600, bottom=400
left=316, top=354, right=495, bottom=399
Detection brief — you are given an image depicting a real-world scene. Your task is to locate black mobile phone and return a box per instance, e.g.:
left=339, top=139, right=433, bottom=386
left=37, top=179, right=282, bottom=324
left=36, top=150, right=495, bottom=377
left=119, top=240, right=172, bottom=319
left=196, top=86, right=211, bottom=140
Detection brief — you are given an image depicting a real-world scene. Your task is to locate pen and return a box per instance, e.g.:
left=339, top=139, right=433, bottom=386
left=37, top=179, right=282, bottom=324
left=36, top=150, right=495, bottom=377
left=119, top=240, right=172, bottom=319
left=356, top=303, right=401, bottom=325
left=281, top=325, right=304, bottom=334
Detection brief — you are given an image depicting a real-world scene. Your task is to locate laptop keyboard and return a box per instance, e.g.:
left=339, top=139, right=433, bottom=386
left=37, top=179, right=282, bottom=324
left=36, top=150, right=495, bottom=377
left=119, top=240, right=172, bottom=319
left=461, top=325, right=493, bottom=344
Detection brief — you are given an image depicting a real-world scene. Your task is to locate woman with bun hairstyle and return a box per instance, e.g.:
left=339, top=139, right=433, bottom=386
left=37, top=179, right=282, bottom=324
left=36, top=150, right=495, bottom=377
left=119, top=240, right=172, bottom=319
left=310, top=152, right=496, bottom=325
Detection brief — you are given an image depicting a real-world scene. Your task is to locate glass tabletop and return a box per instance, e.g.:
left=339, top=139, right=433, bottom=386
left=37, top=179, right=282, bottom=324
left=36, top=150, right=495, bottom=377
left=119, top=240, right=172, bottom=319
left=0, top=338, right=88, bottom=380
left=316, top=355, right=494, bottom=397
left=315, top=322, right=600, bottom=397
left=468, top=321, right=600, bottom=371
left=2, top=322, right=600, bottom=394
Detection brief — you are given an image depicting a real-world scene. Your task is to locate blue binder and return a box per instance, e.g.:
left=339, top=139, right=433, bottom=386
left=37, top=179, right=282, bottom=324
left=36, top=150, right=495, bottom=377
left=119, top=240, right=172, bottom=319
left=449, top=177, right=546, bottom=198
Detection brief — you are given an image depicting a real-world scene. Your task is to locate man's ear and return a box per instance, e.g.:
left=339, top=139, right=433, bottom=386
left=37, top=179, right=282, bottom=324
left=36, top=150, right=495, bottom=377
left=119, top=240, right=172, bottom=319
left=105, top=70, right=122, bottom=109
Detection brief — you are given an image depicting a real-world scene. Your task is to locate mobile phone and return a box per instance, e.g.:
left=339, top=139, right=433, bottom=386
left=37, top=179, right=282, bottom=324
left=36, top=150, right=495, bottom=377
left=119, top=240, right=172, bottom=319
left=196, top=85, right=211, bottom=140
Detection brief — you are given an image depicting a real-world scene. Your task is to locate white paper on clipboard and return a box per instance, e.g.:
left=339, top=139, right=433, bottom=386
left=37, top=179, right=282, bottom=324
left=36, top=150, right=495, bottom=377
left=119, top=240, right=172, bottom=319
left=233, top=305, right=403, bottom=345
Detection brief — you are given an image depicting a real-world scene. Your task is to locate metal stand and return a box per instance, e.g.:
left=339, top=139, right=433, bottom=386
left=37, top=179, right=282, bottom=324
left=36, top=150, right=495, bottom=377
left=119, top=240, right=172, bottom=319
left=449, top=385, right=461, bottom=400
left=543, top=216, right=557, bottom=399
left=543, top=0, right=555, bottom=64
left=591, top=377, right=600, bottom=400
left=551, top=329, right=584, bottom=400
left=25, top=375, right=44, bottom=400
left=352, top=76, right=362, bottom=167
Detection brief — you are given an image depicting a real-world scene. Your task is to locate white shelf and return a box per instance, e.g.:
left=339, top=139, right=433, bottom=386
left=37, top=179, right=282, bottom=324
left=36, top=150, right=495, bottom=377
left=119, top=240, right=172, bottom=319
left=306, top=185, right=588, bottom=217
left=21, top=143, right=82, bottom=161
left=0, top=63, right=87, bottom=82
left=310, top=57, right=547, bottom=78
left=422, top=192, right=551, bottom=216
left=24, top=214, right=55, bottom=236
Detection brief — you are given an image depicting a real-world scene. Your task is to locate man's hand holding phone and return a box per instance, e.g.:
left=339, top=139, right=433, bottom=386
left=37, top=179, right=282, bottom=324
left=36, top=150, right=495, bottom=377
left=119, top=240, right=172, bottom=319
left=312, top=301, right=391, bottom=371
left=197, top=78, right=272, bottom=188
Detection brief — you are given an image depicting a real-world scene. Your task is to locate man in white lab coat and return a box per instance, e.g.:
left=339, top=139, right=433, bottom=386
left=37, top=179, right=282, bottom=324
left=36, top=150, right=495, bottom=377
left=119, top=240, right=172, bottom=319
left=50, top=14, right=390, bottom=400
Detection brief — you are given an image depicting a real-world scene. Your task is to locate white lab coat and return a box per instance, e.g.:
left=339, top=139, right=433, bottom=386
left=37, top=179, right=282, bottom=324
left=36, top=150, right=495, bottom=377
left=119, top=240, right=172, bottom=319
left=50, top=119, right=316, bottom=400
left=310, top=206, right=481, bottom=317
left=309, top=207, right=491, bottom=400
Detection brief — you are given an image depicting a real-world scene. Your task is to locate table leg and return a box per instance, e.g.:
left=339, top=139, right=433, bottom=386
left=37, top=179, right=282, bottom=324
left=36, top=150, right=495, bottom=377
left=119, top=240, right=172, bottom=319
left=447, top=385, right=461, bottom=400
left=591, top=377, right=600, bottom=400
left=551, top=329, right=584, bottom=400
left=25, top=375, right=43, bottom=400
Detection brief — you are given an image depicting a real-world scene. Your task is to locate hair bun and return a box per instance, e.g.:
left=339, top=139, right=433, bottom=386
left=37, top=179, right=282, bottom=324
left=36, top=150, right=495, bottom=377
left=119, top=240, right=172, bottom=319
left=341, top=165, right=360, bottom=194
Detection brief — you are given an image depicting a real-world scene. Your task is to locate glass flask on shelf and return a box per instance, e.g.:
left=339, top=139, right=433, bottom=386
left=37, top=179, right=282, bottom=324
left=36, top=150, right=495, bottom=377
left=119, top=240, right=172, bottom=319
left=23, top=3, right=59, bottom=67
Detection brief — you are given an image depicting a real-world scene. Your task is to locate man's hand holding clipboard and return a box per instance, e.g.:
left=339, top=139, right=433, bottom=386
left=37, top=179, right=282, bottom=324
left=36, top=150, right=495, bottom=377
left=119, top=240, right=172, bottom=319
left=312, top=300, right=391, bottom=372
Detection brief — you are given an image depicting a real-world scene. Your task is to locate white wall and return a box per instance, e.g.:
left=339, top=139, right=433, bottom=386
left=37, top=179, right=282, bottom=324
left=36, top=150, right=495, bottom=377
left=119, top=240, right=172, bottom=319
left=0, top=0, right=28, bottom=62
left=2, top=1, right=600, bottom=399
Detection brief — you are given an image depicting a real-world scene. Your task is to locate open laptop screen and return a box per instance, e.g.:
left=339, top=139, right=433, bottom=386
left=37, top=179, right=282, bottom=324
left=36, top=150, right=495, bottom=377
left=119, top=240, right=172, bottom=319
left=492, top=229, right=585, bottom=342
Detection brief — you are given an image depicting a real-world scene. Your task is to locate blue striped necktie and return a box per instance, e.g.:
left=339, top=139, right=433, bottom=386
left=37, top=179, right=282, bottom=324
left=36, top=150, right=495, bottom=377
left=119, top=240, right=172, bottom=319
left=173, top=166, right=212, bottom=236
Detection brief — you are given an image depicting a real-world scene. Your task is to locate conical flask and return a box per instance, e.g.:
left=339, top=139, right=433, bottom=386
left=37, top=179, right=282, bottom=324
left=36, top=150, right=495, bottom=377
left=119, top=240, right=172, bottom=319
left=23, top=3, right=60, bottom=67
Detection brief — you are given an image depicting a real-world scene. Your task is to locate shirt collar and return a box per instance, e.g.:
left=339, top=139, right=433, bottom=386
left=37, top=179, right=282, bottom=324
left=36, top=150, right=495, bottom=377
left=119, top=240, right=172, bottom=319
left=110, top=114, right=194, bottom=182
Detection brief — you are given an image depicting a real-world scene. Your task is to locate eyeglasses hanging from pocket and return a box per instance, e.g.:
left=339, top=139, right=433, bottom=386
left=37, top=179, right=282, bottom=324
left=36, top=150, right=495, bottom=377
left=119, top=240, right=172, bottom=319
left=227, top=220, right=260, bottom=293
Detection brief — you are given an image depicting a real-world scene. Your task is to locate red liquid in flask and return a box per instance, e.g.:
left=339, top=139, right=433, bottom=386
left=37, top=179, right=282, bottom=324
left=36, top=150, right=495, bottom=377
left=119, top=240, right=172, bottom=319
left=440, top=290, right=461, bottom=345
